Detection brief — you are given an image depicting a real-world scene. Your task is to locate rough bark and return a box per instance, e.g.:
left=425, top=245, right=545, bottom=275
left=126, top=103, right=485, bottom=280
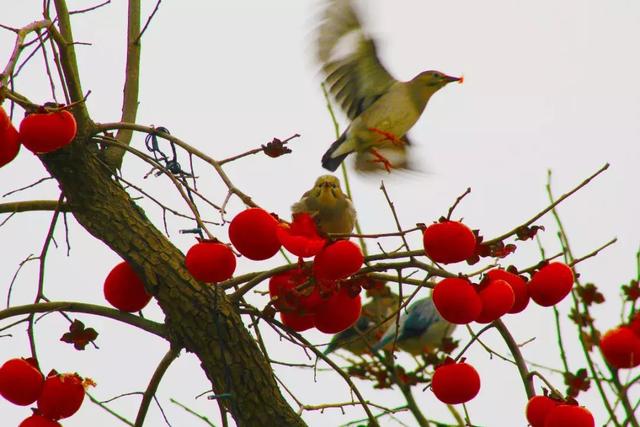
left=40, top=126, right=306, bottom=427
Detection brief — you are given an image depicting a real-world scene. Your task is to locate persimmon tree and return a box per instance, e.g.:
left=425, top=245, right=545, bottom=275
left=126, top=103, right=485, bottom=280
left=1, top=2, right=639, bottom=427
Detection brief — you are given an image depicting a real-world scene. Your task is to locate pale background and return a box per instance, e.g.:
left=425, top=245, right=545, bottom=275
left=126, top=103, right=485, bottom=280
left=1, top=1, right=639, bottom=426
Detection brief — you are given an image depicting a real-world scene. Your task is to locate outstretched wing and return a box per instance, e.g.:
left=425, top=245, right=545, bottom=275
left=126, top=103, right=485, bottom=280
left=317, top=0, right=397, bottom=120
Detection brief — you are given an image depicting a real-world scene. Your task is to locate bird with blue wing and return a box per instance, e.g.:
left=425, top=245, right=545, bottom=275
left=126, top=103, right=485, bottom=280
left=324, top=285, right=399, bottom=356
left=371, top=297, right=455, bottom=355
left=316, top=0, right=462, bottom=173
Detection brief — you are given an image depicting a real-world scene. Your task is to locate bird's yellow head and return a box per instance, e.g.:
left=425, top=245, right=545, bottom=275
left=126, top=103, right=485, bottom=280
left=312, top=174, right=345, bottom=206
left=413, top=70, right=463, bottom=88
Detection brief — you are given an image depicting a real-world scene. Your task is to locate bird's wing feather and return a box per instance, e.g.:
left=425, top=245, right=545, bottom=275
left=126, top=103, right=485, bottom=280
left=371, top=298, right=438, bottom=351
left=371, top=302, right=408, bottom=352
left=324, top=313, right=374, bottom=355
left=317, top=0, right=397, bottom=120
left=401, top=299, right=439, bottom=339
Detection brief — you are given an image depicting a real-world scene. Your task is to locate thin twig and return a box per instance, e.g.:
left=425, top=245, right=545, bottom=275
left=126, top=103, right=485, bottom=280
left=69, top=0, right=111, bottom=14
left=485, top=163, right=609, bottom=245
left=134, top=347, right=180, bottom=427
left=446, top=187, right=471, bottom=220
left=219, top=133, right=300, bottom=165
left=134, top=0, right=162, bottom=44
left=170, top=398, right=217, bottom=427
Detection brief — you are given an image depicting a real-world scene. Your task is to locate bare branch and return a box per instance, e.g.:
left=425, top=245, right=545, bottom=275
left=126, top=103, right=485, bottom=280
left=134, top=347, right=180, bottom=427
left=134, top=0, right=162, bottom=44
left=69, top=0, right=111, bottom=15
left=485, top=163, right=609, bottom=245
left=104, top=0, right=141, bottom=168
left=0, top=200, right=68, bottom=214
left=50, top=0, right=90, bottom=123
left=0, top=301, right=166, bottom=337
left=0, top=20, right=51, bottom=90
left=96, top=122, right=258, bottom=207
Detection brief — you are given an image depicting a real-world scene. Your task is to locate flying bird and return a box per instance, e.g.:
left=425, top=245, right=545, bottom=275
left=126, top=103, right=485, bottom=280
left=291, top=174, right=356, bottom=235
left=324, top=285, right=399, bottom=356
left=371, top=297, right=455, bottom=355
left=316, top=0, right=462, bottom=173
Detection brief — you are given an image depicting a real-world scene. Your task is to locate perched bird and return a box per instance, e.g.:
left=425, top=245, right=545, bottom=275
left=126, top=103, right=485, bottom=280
left=316, top=0, right=462, bottom=172
left=371, top=297, right=455, bottom=355
left=324, top=285, right=399, bottom=356
left=291, top=174, right=356, bottom=235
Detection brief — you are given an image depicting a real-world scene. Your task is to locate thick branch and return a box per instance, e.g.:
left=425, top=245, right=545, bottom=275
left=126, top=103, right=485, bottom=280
left=39, top=130, right=306, bottom=426
left=105, top=0, right=141, bottom=169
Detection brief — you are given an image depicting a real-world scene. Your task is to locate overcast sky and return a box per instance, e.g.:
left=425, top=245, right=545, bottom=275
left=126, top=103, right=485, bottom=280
left=1, top=1, right=639, bottom=426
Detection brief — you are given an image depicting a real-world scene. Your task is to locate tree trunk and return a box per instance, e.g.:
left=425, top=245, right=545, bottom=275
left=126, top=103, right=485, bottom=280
left=40, top=126, right=306, bottom=427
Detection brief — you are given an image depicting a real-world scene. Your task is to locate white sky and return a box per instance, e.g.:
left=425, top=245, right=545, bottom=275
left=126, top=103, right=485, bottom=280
left=1, top=1, right=639, bottom=426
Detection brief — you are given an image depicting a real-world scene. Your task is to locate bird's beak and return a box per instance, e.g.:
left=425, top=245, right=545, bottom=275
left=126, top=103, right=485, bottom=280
left=443, top=74, right=463, bottom=84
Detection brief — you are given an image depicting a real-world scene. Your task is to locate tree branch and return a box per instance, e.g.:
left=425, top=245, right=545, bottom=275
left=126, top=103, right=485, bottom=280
left=134, top=346, right=180, bottom=427
left=0, top=20, right=51, bottom=91
left=0, top=301, right=166, bottom=337
left=0, top=200, right=69, bottom=213
left=105, top=0, right=141, bottom=169
left=95, top=122, right=257, bottom=207
left=51, top=0, right=90, bottom=124
left=485, top=163, right=609, bottom=245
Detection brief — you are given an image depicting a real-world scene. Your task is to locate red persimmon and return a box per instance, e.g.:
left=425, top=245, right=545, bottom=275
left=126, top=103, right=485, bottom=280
left=19, top=110, right=77, bottom=153
left=228, top=208, right=281, bottom=260
left=103, top=261, right=152, bottom=312
left=431, top=361, right=481, bottom=404
left=185, top=241, right=236, bottom=282
left=544, top=404, right=595, bottom=427
left=528, top=262, right=574, bottom=307
left=37, top=372, right=85, bottom=420
left=433, top=278, right=482, bottom=324
left=276, top=213, right=326, bottom=258
left=475, top=279, right=515, bottom=323
left=0, top=107, right=20, bottom=167
left=423, top=221, right=476, bottom=264
left=313, top=240, right=363, bottom=281
left=314, top=287, right=361, bottom=334
left=0, top=357, right=43, bottom=406
left=599, top=326, right=640, bottom=369
left=280, top=311, right=315, bottom=332
left=19, top=415, right=62, bottom=427
left=526, top=395, right=560, bottom=427
left=485, top=268, right=530, bottom=313
left=268, top=268, right=322, bottom=314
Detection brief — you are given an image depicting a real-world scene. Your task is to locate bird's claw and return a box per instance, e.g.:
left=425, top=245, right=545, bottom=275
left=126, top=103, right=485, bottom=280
left=369, top=148, right=393, bottom=173
left=367, top=128, right=405, bottom=146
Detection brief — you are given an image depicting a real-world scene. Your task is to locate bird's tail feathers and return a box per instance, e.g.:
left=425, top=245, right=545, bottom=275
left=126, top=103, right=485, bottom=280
left=323, top=343, right=337, bottom=356
left=370, top=336, right=389, bottom=353
left=322, top=132, right=351, bottom=172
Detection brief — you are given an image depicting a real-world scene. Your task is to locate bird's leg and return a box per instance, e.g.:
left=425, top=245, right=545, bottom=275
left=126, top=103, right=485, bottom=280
left=421, top=344, right=434, bottom=354
left=368, top=148, right=393, bottom=173
left=367, top=127, right=405, bottom=146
